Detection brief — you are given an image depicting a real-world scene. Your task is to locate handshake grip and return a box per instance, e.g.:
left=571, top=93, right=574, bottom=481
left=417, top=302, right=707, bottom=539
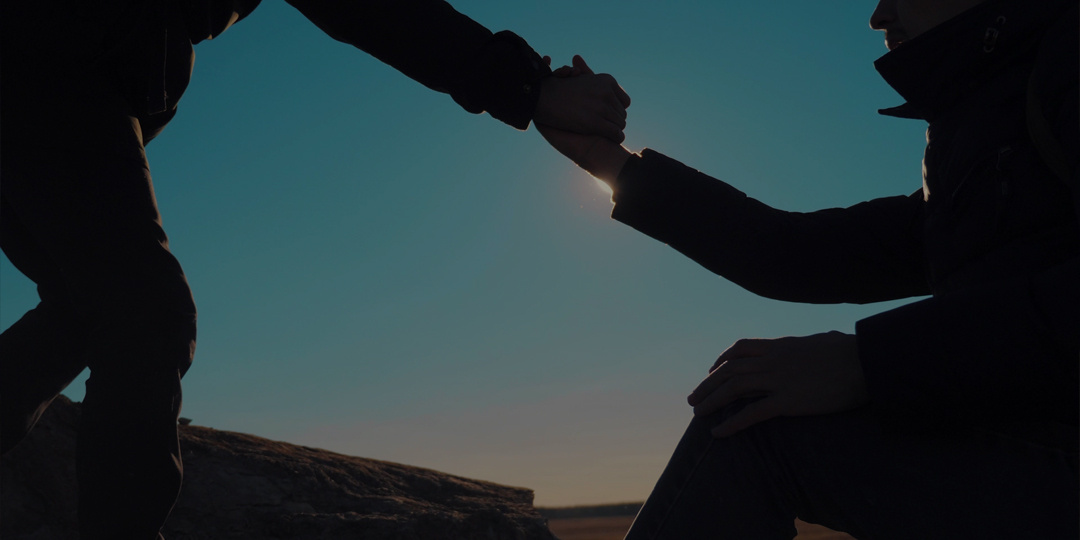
left=534, top=55, right=631, bottom=143
left=535, top=55, right=633, bottom=183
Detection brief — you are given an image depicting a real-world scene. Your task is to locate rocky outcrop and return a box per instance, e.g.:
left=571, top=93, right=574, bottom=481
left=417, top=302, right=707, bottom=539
left=1, top=396, right=555, bottom=540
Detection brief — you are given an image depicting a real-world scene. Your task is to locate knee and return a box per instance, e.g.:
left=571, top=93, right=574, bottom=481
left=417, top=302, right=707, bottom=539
left=89, top=285, right=197, bottom=375
left=694, top=400, right=806, bottom=469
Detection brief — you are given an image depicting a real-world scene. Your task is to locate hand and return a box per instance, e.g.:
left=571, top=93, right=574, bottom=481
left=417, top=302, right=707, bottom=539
left=687, top=331, right=869, bottom=438
left=535, top=55, right=631, bottom=143
left=536, top=122, right=631, bottom=184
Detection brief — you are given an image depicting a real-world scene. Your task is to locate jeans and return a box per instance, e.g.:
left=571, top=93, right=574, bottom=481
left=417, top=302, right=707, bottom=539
left=625, top=404, right=1079, bottom=540
left=1, top=5, right=196, bottom=537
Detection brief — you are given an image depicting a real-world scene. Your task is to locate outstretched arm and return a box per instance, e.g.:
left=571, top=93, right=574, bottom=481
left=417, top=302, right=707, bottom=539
left=541, top=78, right=1076, bottom=437
left=540, top=58, right=927, bottom=304
left=283, top=0, right=629, bottom=139
left=552, top=136, right=1074, bottom=436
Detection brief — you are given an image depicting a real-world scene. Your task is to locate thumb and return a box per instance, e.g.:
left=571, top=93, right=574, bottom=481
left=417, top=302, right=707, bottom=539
left=572, top=55, right=595, bottom=75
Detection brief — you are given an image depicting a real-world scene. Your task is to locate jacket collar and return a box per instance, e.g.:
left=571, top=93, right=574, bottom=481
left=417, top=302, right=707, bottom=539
left=873, top=0, right=1068, bottom=122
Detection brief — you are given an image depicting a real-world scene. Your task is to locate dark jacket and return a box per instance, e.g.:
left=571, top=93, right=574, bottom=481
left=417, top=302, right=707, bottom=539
left=5, top=0, right=551, bottom=141
left=609, top=0, right=1078, bottom=434
left=183, top=0, right=549, bottom=128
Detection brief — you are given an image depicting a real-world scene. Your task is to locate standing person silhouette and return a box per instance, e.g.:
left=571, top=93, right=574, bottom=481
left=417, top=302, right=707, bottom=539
left=540, top=0, right=1077, bottom=537
left=0, top=0, right=630, bottom=538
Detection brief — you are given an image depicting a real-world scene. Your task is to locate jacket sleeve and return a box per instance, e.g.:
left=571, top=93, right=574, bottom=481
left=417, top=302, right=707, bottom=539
left=282, top=0, right=550, bottom=130
left=610, top=149, right=931, bottom=304
left=611, top=146, right=1078, bottom=428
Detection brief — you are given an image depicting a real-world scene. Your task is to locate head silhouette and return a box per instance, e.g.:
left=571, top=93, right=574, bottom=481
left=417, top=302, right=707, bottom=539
left=870, top=0, right=987, bottom=50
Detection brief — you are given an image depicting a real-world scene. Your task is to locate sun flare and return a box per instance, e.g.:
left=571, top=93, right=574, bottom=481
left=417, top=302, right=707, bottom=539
left=593, top=176, right=614, bottom=197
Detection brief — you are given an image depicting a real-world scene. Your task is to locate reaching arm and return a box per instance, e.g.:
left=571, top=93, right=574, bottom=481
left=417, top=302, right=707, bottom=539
left=540, top=120, right=1076, bottom=431
left=611, top=150, right=930, bottom=304
left=538, top=119, right=930, bottom=304
left=609, top=146, right=1076, bottom=428
left=283, top=0, right=629, bottom=137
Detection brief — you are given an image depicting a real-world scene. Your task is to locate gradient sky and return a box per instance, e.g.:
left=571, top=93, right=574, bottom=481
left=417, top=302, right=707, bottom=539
left=0, top=1, right=929, bottom=506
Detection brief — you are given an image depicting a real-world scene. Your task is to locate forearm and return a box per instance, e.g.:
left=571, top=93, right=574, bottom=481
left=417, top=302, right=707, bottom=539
left=284, top=0, right=549, bottom=129
left=609, top=149, right=930, bottom=304
left=581, top=138, right=632, bottom=185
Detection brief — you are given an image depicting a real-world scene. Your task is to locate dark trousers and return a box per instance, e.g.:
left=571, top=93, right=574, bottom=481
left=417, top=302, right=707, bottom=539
left=625, top=405, right=1079, bottom=539
left=1, top=9, right=196, bottom=537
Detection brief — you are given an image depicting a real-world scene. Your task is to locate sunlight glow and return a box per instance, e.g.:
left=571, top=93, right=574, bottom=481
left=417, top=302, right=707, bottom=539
left=593, top=176, right=614, bottom=197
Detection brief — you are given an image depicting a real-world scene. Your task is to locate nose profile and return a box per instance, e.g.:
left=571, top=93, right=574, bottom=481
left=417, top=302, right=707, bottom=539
left=870, top=0, right=894, bottom=30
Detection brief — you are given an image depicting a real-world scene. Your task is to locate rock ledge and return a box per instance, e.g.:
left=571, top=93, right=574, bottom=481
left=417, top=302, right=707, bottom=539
left=1, top=396, right=556, bottom=540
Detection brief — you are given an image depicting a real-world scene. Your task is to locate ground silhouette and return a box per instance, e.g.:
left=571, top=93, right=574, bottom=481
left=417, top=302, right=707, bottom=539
left=0, top=395, right=555, bottom=540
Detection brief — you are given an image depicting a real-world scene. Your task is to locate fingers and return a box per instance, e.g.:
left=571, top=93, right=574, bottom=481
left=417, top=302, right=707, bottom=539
left=602, top=78, right=628, bottom=120
left=614, top=82, right=631, bottom=108
left=589, top=116, right=624, bottom=144
left=577, top=92, right=625, bottom=141
left=689, top=358, right=772, bottom=416
left=686, top=333, right=864, bottom=438
left=574, top=55, right=630, bottom=108
left=603, top=94, right=629, bottom=143
left=612, top=101, right=628, bottom=120
left=688, top=363, right=731, bottom=406
left=603, top=122, right=626, bottom=144
left=589, top=81, right=628, bottom=142
left=686, top=338, right=772, bottom=415
left=588, top=99, right=627, bottom=143
left=572, top=55, right=595, bottom=75
left=710, top=338, right=770, bottom=371
left=603, top=101, right=627, bottom=134
left=538, top=55, right=629, bottom=142
left=556, top=54, right=629, bottom=111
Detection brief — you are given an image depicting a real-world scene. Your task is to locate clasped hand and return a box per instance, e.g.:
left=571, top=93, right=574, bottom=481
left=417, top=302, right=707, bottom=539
left=688, top=331, right=869, bottom=438
left=536, top=56, right=633, bottom=183
left=536, top=55, right=631, bottom=144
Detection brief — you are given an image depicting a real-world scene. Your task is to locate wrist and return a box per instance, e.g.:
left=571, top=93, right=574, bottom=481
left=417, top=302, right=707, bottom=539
left=531, top=74, right=556, bottom=125
left=587, top=140, right=632, bottom=185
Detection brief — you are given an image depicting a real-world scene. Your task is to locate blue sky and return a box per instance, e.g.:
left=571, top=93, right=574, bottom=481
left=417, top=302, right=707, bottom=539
left=1, top=1, right=929, bottom=506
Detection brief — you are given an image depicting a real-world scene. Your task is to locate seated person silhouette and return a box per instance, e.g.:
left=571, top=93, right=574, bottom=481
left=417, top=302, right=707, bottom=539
left=540, top=0, right=1077, bottom=537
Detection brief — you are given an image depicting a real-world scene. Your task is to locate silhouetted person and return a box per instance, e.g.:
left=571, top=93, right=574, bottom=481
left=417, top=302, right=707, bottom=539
left=541, top=0, right=1077, bottom=537
left=0, top=0, right=629, bottom=538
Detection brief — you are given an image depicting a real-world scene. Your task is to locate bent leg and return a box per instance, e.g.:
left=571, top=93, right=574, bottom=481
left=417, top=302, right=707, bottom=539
left=627, top=405, right=1079, bottom=540
left=0, top=302, right=92, bottom=454
left=2, top=73, right=196, bottom=538
left=625, top=409, right=798, bottom=540
left=1, top=188, right=99, bottom=454
left=78, top=367, right=185, bottom=539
